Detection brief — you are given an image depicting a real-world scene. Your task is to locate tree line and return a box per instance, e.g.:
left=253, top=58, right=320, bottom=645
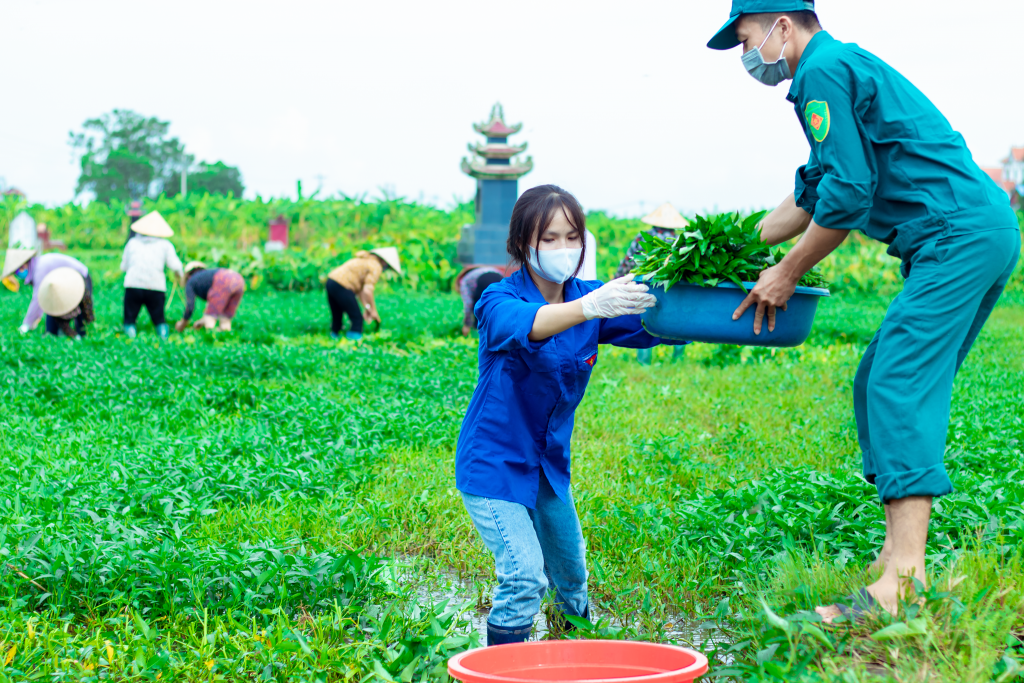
left=69, top=110, right=244, bottom=203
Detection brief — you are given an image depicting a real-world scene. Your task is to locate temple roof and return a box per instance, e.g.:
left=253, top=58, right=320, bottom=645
left=472, top=103, right=522, bottom=138
left=461, top=156, right=534, bottom=181
left=468, top=141, right=528, bottom=159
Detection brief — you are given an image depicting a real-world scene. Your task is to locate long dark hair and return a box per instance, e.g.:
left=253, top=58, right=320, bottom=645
left=507, top=185, right=587, bottom=279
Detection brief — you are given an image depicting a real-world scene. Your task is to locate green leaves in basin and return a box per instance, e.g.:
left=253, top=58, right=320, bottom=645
left=630, top=211, right=828, bottom=291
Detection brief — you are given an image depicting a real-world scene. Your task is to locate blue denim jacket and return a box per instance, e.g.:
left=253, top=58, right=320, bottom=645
left=455, top=269, right=682, bottom=508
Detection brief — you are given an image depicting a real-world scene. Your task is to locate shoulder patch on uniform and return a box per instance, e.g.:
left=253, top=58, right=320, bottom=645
left=804, top=100, right=830, bottom=142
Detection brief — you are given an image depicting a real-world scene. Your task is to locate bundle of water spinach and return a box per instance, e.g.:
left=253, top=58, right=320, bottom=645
left=631, top=211, right=828, bottom=291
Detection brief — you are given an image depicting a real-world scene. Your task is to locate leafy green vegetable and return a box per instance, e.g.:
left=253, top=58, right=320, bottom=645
left=1, top=274, right=1023, bottom=679
left=630, top=211, right=829, bottom=291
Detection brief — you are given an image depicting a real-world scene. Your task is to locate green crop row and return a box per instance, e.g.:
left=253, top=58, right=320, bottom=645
left=0, top=193, right=472, bottom=253
left=3, top=196, right=1022, bottom=296
left=0, top=291, right=481, bottom=679
left=1, top=194, right=470, bottom=293
left=1, top=280, right=1023, bottom=680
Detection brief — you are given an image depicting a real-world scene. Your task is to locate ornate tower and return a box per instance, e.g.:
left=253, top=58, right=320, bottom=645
left=458, top=103, right=533, bottom=265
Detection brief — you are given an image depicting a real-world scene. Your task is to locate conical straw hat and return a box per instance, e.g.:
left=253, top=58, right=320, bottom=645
left=38, top=267, right=85, bottom=317
left=184, top=261, right=207, bottom=274
left=132, top=211, right=174, bottom=238
left=2, top=248, right=38, bottom=279
left=641, top=202, right=688, bottom=229
left=370, top=247, right=402, bottom=275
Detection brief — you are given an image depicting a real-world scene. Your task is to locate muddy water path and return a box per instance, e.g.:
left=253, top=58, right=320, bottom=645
left=387, top=557, right=734, bottom=657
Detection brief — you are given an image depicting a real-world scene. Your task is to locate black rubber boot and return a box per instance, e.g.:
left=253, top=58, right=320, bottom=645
left=486, top=621, right=532, bottom=646
left=549, top=603, right=590, bottom=635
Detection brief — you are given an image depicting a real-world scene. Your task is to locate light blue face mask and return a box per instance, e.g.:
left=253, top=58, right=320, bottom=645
left=528, top=245, right=582, bottom=284
left=741, top=18, right=792, bottom=87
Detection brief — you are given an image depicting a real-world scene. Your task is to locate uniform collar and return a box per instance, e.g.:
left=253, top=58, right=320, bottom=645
left=515, top=266, right=585, bottom=304
left=786, top=30, right=835, bottom=103
left=516, top=266, right=547, bottom=304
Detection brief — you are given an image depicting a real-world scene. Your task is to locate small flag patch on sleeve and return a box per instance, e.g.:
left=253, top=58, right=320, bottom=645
left=804, top=100, right=830, bottom=142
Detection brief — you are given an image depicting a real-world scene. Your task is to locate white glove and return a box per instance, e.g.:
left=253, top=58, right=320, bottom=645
left=580, top=275, right=658, bottom=320
left=17, top=324, right=29, bottom=335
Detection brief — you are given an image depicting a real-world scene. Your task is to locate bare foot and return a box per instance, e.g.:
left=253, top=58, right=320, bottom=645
left=218, top=319, right=232, bottom=332
left=815, top=586, right=889, bottom=625
left=818, top=498, right=930, bottom=625
left=816, top=579, right=909, bottom=624
left=815, top=604, right=843, bottom=624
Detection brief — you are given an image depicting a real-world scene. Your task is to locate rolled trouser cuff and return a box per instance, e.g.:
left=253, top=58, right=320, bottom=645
left=873, top=463, right=953, bottom=503
left=861, top=447, right=878, bottom=484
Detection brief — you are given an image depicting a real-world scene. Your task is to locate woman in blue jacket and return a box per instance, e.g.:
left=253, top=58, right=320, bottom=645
left=455, top=185, right=685, bottom=646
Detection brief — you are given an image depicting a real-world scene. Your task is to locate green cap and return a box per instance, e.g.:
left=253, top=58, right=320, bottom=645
left=707, top=0, right=815, bottom=50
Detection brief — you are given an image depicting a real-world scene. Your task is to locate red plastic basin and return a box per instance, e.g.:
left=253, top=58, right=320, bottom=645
left=448, top=641, right=708, bottom=683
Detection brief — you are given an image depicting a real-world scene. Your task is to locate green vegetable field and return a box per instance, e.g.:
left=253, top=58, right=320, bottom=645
left=1, top=199, right=1024, bottom=681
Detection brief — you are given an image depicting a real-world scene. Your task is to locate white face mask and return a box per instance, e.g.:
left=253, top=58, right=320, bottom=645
left=528, top=245, right=582, bottom=284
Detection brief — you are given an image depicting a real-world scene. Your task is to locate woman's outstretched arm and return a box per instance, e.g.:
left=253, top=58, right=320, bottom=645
left=528, top=301, right=586, bottom=341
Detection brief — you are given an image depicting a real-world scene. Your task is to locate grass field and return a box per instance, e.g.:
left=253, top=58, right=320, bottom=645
left=1, top=271, right=1023, bottom=681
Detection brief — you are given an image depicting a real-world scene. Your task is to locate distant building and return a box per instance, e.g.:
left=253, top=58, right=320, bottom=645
left=982, top=146, right=1024, bottom=210
left=1003, top=147, right=1024, bottom=186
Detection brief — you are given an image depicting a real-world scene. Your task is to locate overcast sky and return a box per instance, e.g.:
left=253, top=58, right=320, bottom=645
left=3, top=0, right=1022, bottom=216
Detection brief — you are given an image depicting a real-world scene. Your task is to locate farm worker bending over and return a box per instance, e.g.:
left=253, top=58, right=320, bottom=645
left=36, top=267, right=95, bottom=339
left=324, top=247, right=402, bottom=340
left=176, top=262, right=246, bottom=333
left=708, top=1, right=1020, bottom=621
left=121, top=211, right=184, bottom=339
left=458, top=266, right=503, bottom=336
left=3, top=250, right=93, bottom=336
left=456, top=185, right=687, bottom=646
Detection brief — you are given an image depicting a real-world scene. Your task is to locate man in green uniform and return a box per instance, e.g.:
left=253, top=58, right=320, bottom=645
left=708, top=1, right=1020, bottom=621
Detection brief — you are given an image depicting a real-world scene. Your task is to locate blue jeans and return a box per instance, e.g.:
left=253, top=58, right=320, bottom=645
left=461, top=471, right=589, bottom=628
